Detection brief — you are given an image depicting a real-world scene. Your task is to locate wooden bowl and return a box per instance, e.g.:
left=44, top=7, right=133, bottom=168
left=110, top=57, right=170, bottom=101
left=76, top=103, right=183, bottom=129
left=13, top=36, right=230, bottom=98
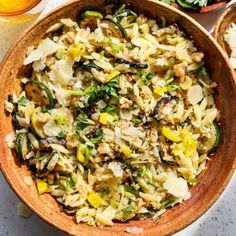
left=0, top=0, right=236, bottom=235
left=214, top=2, right=236, bottom=71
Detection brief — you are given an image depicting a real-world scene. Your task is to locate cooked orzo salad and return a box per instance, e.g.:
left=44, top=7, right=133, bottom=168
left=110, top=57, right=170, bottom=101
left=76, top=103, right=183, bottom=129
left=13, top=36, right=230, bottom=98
left=5, top=5, right=220, bottom=226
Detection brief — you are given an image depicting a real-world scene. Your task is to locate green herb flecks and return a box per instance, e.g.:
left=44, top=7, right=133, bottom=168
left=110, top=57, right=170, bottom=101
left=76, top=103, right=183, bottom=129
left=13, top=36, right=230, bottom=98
left=160, top=199, right=175, bottom=209
left=18, top=96, right=28, bottom=106
left=89, top=129, right=104, bottom=144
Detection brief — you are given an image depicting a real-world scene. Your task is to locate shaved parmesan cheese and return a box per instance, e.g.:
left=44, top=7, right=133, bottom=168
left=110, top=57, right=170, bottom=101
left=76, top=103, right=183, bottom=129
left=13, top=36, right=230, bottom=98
left=188, top=85, right=203, bottom=105
left=108, top=162, right=123, bottom=178
left=60, top=18, right=75, bottom=27
left=24, top=38, right=60, bottom=65
left=163, top=176, right=188, bottom=198
left=52, top=57, right=74, bottom=85
left=46, top=23, right=63, bottom=34
left=4, top=101, right=14, bottom=113
left=33, top=59, right=46, bottom=72
left=5, top=132, right=15, bottom=144
left=95, top=206, right=116, bottom=226
left=50, top=144, right=69, bottom=154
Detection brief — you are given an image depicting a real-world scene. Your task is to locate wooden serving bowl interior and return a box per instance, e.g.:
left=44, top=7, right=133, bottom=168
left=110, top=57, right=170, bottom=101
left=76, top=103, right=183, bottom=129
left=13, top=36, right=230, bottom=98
left=0, top=0, right=236, bottom=235
left=214, top=2, right=236, bottom=72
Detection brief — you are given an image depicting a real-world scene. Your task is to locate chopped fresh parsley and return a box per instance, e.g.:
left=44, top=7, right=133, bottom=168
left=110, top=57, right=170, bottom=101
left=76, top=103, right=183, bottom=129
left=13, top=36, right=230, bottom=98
left=18, top=96, right=28, bottom=106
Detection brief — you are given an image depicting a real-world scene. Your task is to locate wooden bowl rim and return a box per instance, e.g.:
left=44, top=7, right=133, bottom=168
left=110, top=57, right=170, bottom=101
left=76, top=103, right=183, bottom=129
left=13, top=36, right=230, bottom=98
left=213, top=2, right=236, bottom=48
left=0, top=0, right=236, bottom=235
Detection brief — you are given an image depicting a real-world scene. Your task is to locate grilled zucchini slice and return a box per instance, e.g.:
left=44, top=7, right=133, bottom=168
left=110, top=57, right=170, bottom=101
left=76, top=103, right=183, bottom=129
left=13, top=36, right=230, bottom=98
left=79, top=10, right=103, bottom=31
left=16, top=133, right=28, bottom=162
left=25, top=80, right=54, bottom=109
left=31, top=107, right=45, bottom=138
left=101, top=18, right=127, bottom=38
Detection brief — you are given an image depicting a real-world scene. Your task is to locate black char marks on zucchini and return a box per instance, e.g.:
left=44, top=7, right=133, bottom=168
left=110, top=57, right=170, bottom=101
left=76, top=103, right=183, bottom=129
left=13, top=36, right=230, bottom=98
left=153, top=96, right=172, bottom=120
left=25, top=80, right=54, bottom=109
left=16, top=133, right=28, bottom=162
left=159, top=147, right=174, bottom=166
left=83, top=60, right=103, bottom=71
left=39, top=138, right=66, bottom=150
left=73, top=60, right=103, bottom=73
left=119, top=59, right=148, bottom=69
left=79, top=10, right=103, bottom=31
left=101, top=18, right=127, bottom=38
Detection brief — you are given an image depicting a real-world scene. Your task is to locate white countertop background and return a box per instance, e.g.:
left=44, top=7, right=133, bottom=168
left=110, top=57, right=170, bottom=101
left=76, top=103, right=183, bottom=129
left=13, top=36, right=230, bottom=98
left=0, top=0, right=236, bottom=235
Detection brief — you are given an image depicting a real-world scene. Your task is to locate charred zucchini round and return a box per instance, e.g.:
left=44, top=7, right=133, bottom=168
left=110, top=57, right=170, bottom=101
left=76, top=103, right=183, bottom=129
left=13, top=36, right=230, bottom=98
left=16, top=133, right=28, bottom=162
left=213, top=123, right=221, bottom=149
left=153, top=96, right=172, bottom=120
left=31, top=107, right=45, bottom=138
left=25, top=80, right=54, bottom=109
left=201, top=123, right=221, bottom=153
left=101, top=18, right=127, bottom=38
left=79, top=10, right=103, bottom=31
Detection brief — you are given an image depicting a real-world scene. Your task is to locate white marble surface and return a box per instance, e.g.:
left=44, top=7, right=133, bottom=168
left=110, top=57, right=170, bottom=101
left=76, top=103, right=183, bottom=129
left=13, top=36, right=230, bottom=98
left=0, top=0, right=236, bottom=235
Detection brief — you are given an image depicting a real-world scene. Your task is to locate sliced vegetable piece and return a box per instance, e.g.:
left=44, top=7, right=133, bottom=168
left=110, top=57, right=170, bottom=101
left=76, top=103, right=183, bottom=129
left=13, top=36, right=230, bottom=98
left=66, top=89, right=84, bottom=96
left=25, top=80, right=54, bottom=109
left=120, top=145, right=132, bottom=157
left=99, top=112, right=114, bottom=125
left=199, top=67, right=212, bottom=84
left=105, top=70, right=120, bottom=83
left=154, top=86, right=168, bottom=96
left=67, top=43, right=86, bottom=60
left=203, top=123, right=221, bottom=153
left=213, top=123, right=221, bottom=149
left=77, top=143, right=90, bottom=163
left=87, top=192, right=102, bottom=208
left=79, top=10, right=103, bottom=31
left=119, top=59, right=148, bottom=69
left=36, top=178, right=48, bottom=194
left=153, top=96, right=172, bottom=120
left=162, top=126, right=182, bottom=142
left=165, top=77, right=175, bottom=85
left=16, top=133, right=28, bottom=162
left=159, top=148, right=174, bottom=166
left=160, top=16, right=167, bottom=28
left=160, top=199, right=175, bottom=209
left=101, top=18, right=127, bottom=38
left=31, top=107, right=45, bottom=138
